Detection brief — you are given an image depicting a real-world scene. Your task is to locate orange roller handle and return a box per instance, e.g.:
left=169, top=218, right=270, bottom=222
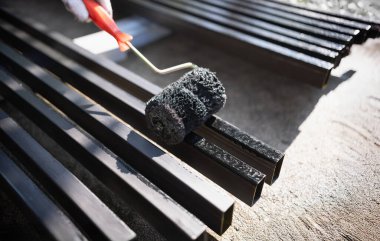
left=82, top=0, right=133, bottom=51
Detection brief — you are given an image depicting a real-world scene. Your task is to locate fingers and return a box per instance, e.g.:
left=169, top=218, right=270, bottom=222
left=62, top=0, right=89, bottom=22
left=96, top=0, right=113, bottom=17
left=62, top=0, right=113, bottom=22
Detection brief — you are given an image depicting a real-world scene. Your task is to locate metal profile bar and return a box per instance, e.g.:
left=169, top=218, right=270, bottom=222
left=0, top=7, right=332, bottom=88
left=0, top=41, right=234, bottom=235
left=166, top=0, right=341, bottom=65
left=195, top=0, right=354, bottom=44
left=0, top=70, right=208, bottom=241
left=267, top=0, right=378, bottom=25
left=247, top=0, right=370, bottom=30
left=186, top=0, right=347, bottom=53
left=0, top=23, right=268, bottom=202
left=0, top=21, right=263, bottom=207
left=248, top=0, right=371, bottom=30
left=124, top=0, right=334, bottom=86
left=263, top=0, right=380, bottom=38
left=0, top=150, right=87, bottom=241
left=262, top=0, right=374, bottom=31
left=222, top=0, right=365, bottom=40
left=22, top=29, right=263, bottom=206
left=0, top=111, right=137, bottom=241
left=0, top=9, right=284, bottom=184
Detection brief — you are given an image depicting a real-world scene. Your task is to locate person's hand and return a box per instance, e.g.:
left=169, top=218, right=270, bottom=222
left=62, top=0, right=113, bottom=22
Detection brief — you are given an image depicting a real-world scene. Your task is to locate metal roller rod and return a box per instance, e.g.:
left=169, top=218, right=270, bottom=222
left=127, top=42, right=198, bottom=74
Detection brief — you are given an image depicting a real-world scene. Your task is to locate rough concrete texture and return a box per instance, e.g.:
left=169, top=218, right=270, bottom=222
left=0, top=0, right=379, bottom=240
left=209, top=39, right=380, bottom=241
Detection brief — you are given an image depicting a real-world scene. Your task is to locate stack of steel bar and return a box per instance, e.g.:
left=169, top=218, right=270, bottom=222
left=125, top=0, right=380, bottom=87
left=0, top=8, right=285, bottom=240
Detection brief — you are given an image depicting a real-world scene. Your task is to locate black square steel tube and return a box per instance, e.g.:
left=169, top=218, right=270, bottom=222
left=0, top=149, right=88, bottom=241
left=0, top=111, right=137, bottom=241
left=123, top=0, right=334, bottom=87
left=0, top=41, right=234, bottom=235
left=217, top=0, right=365, bottom=41
left=185, top=0, right=348, bottom=53
left=156, top=0, right=342, bottom=65
left=264, top=0, right=380, bottom=38
left=0, top=9, right=283, bottom=185
left=0, top=70, right=208, bottom=241
left=254, top=0, right=372, bottom=31
left=0, top=16, right=267, bottom=206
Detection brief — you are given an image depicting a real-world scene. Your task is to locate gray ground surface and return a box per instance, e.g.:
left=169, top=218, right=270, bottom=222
left=0, top=0, right=379, bottom=240
left=217, top=39, right=380, bottom=241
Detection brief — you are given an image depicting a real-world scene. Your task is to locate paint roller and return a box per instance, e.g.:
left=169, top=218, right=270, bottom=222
left=83, top=0, right=226, bottom=144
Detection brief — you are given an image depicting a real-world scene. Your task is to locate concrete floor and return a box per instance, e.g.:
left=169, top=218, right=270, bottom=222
left=0, top=0, right=379, bottom=240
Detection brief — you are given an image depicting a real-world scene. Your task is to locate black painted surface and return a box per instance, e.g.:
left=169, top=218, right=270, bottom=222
left=252, top=0, right=371, bottom=30
left=200, top=116, right=284, bottom=184
left=184, top=0, right=348, bottom=52
left=264, top=0, right=380, bottom=38
left=0, top=14, right=267, bottom=205
left=0, top=112, right=137, bottom=241
left=0, top=149, right=87, bottom=241
left=124, top=0, right=378, bottom=86
left=0, top=9, right=284, bottom=183
left=153, top=0, right=342, bottom=64
left=219, top=0, right=362, bottom=36
left=0, top=40, right=233, bottom=235
left=0, top=70, right=208, bottom=241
